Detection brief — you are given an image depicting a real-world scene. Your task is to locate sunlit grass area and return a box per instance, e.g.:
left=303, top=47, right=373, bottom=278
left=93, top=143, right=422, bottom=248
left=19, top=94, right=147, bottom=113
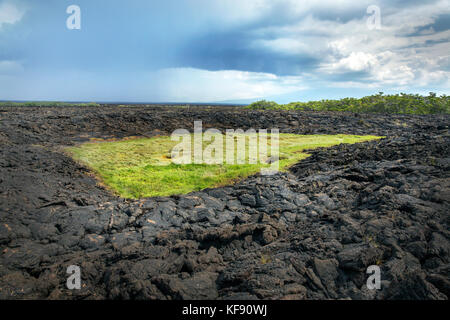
left=67, top=134, right=382, bottom=199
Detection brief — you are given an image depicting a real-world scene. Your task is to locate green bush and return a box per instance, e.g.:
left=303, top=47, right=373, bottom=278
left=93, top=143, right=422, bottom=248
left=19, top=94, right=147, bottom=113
left=247, top=100, right=280, bottom=109
left=246, top=93, right=449, bottom=114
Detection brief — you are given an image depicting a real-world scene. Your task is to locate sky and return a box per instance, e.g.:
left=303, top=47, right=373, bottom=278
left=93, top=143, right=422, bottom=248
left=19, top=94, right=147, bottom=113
left=0, top=0, right=449, bottom=103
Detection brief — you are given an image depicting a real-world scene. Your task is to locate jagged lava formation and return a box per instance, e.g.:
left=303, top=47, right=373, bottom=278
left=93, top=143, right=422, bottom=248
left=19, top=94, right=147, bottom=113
left=0, top=105, right=448, bottom=299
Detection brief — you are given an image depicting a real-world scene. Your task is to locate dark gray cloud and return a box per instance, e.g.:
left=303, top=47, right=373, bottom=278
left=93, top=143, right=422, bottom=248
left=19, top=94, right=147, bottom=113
left=176, top=31, right=320, bottom=75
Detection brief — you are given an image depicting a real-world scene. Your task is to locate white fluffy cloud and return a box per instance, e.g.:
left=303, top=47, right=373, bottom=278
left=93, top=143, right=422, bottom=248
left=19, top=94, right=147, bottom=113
left=322, top=52, right=378, bottom=73
left=0, top=2, right=24, bottom=28
left=153, top=68, right=307, bottom=102
left=244, top=0, right=450, bottom=90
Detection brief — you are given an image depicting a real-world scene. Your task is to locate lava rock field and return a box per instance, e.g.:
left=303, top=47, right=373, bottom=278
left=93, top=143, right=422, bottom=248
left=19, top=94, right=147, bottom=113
left=0, top=105, right=449, bottom=300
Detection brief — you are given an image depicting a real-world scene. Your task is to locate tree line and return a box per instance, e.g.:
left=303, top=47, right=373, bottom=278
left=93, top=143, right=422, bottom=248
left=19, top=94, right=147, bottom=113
left=246, top=92, right=449, bottom=114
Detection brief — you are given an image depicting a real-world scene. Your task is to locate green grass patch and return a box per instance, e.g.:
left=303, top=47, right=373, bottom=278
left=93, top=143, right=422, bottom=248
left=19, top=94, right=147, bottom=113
left=67, top=133, right=382, bottom=199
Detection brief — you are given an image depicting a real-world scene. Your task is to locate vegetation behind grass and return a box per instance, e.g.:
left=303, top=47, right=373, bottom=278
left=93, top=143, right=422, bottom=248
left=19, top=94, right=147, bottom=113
left=247, top=92, right=449, bottom=114
left=67, top=133, right=382, bottom=199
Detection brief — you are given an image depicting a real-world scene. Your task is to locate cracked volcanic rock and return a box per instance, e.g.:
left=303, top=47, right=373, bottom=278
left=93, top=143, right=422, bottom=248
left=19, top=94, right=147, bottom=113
left=0, top=105, right=449, bottom=300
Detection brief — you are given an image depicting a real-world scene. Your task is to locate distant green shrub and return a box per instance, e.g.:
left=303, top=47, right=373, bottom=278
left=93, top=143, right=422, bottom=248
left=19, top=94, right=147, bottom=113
left=247, top=100, right=280, bottom=109
left=246, top=93, right=449, bottom=114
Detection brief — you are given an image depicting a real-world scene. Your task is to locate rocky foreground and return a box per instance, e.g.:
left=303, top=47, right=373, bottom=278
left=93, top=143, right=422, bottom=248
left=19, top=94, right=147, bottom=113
left=0, top=105, right=449, bottom=299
